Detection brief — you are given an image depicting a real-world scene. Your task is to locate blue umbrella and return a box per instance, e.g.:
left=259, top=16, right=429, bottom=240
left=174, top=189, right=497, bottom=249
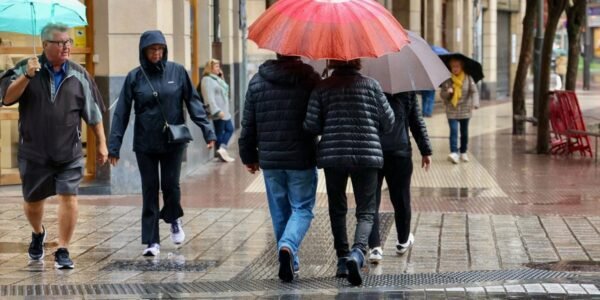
left=0, top=0, right=87, bottom=53
left=431, top=45, right=449, bottom=55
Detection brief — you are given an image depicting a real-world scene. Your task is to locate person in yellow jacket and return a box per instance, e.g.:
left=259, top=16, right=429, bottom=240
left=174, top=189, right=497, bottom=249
left=440, top=58, right=479, bottom=164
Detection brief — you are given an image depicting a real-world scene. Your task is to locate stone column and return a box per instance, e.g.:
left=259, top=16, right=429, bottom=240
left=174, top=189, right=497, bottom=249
left=172, top=0, right=191, bottom=70
left=196, top=0, right=213, bottom=69
left=426, top=0, right=443, bottom=46
left=392, top=0, right=420, bottom=32
left=482, top=0, right=498, bottom=99
left=246, top=0, right=272, bottom=79
left=408, top=0, right=421, bottom=33
left=463, top=0, right=474, bottom=57
left=446, top=0, right=464, bottom=53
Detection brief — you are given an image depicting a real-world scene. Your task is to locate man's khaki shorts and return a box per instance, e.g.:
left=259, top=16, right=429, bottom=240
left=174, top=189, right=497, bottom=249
left=18, top=158, right=84, bottom=202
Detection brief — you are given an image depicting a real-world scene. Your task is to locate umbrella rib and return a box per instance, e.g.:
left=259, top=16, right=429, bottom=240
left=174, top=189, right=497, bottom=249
left=354, top=0, right=404, bottom=56
left=343, top=2, right=375, bottom=59
left=0, top=4, right=16, bottom=14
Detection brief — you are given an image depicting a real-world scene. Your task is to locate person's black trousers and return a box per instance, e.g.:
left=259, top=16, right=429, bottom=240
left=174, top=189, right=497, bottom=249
left=369, top=155, right=413, bottom=248
left=135, top=148, right=185, bottom=245
left=324, top=168, right=378, bottom=257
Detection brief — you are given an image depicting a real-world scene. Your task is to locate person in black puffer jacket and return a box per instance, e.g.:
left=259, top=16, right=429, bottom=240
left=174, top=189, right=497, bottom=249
left=238, top=54, right=320, bottom=282
left=303, top=59, right=394, bottom=286
left=366, top=92, right=432, bottom=264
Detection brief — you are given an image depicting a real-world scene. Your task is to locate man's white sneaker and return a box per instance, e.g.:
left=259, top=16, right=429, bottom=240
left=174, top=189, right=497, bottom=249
left=170, top=218, right=185, bottom=245
left=368, top=247, right=383, bottom=264
left=143, top=243, right=160, bottom=256
left=460, top=153, right=469, bottom=162
left=448, top=153, right=460, bottom=164
left=396, top=233, right=415, bottom=255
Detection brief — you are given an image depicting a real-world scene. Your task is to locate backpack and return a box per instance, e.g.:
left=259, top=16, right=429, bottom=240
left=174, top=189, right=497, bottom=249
left=196, top=81, right=212, bottom=117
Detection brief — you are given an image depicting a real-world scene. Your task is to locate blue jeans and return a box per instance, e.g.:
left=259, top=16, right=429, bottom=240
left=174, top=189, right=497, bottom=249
left=213, top=119, right=234, bottom=149
left=263, top=168, right=318, bottom=270
left=448, top=118, right=470, bottom=153
left=420, top=90, right=435, bottom=117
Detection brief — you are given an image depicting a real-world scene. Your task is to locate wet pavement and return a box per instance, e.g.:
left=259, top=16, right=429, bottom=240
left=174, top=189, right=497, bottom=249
left=0, top=91, right=599, bottom=298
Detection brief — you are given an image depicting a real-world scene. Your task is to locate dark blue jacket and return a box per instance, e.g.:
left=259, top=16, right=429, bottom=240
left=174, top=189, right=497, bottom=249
left=381, top=92, right=432, bottom=157
left=303, top=68, right=395, bottom=169
left=109, top=30, right=215, bottom=157
left=238, top=58, right=320, bottom=169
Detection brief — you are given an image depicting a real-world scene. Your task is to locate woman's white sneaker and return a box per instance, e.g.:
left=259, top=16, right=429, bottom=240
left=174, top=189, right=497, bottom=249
left=170, top=218, right=185, bottom=245
left=396, top=233, right=415, bottom=255
left=368, top=247, right=383, bottom=264
left=143, top=243, right=160, bottom=256
left=448, top=153, right=460, bottom=164
left=460, top=153, right=469, bottom=162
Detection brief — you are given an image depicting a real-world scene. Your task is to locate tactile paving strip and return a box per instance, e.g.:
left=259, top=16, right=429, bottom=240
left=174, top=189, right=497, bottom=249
left=101, top=259, right=219, bottom=272
left=233, top=211, right=395, bottom=280
left=0, top=269, right=576, bottom=296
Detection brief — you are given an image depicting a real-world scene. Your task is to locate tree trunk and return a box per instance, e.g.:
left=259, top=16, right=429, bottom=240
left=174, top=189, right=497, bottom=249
left=537, top=0, right=568, bottom=154
left=512, top=0, right=537, bottom=135
left=565, top=0, right=587, bottom=91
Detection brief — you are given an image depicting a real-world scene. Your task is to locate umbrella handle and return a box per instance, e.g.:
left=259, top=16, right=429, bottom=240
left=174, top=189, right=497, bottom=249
left=31, top=2, right=37, bottom=57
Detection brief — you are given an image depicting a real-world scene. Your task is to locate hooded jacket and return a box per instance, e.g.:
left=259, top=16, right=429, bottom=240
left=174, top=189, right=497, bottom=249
left=0, top=54, right=104, bottom=165
left=381, top=92, right=432, bottom=157
left=109, top=30, right=215, bottom=157
left=303, top=68, right=395, bottom=169
left=238, top=58, right=320, bottom=170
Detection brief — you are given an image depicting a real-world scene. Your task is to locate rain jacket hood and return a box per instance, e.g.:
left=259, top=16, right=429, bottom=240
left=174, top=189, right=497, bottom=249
left=139, top=30, right=168, bottom=72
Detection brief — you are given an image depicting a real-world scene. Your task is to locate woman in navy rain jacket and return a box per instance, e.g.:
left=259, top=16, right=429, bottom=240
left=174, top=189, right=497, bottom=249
left=108, top=30, right=216, bottom=256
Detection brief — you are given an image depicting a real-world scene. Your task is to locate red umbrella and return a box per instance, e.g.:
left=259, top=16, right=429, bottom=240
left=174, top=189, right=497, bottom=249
left=248, top=0, right=409, bottom=61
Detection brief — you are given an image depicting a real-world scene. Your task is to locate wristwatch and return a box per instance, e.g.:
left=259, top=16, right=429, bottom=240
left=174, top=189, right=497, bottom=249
left=24, top=73, right=34, bottom=80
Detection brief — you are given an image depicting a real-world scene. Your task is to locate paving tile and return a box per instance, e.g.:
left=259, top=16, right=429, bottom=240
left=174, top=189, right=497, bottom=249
left=485, top=286, right=506, bottom=294
left=561, top=284, right=588, bottom=295
left=542, top=283, right=567, bottom=294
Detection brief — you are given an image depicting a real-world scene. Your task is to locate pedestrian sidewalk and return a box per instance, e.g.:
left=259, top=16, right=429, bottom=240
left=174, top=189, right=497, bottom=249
left=0, top=92, right=598, bottom=297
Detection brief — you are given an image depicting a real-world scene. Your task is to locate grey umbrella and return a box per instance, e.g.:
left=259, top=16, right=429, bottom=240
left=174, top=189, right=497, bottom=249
left=308, top=31, right=451, bottom=94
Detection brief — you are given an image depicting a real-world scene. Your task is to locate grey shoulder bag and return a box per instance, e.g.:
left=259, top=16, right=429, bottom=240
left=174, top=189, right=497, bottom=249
left=140, top=66, right=193, bottom=144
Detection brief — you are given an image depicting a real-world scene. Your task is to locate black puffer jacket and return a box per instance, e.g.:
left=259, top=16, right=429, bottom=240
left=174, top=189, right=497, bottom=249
left=303, top=68, right=395, bottom=169
left=238, top=59, right=320, bottom=169
left=381, top=92, right=432, bottom=157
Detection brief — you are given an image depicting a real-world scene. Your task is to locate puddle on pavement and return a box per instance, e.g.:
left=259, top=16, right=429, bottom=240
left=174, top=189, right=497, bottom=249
left=0, top=242, right=28, bottom=253
left=412, top=187, right=487, bottom=198
left=526, top=261, right=600, bottom=272
left=0, top=241, right=58, bottom=253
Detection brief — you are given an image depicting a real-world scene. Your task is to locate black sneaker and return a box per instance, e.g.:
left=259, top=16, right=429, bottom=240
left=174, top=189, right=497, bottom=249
left=336, top=257, right=348, bottom=278
left=345, top=249, right=365, bottom=286
left=278, top=247, right=294, bottom=282
left=54, top=248, right=74, bottom=269
left=28, top=226, right=46, bottom=261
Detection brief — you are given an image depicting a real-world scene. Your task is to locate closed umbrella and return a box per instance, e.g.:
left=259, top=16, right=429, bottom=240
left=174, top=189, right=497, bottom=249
left=249, top=0, right=409, bottom=60
left=0, top=0, right=87, bottom=54
left=308, top=31, right=451, bottom=94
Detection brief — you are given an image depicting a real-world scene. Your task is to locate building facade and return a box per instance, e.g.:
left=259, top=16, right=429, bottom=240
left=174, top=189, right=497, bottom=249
left=0, top=0, right=528, bottom=192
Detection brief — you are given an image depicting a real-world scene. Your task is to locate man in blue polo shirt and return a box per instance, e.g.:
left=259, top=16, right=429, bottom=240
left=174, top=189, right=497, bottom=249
left=0, top=23, right=107, bottom=270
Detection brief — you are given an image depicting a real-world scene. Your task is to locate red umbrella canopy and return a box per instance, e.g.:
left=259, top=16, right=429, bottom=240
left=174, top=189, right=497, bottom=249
left=249, top=0, right=409, bottom=61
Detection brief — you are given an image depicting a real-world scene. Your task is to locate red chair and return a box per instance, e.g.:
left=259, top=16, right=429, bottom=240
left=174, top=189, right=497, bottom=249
left=549, top=92, right=569, bottom=155
left=551, top=91, right=593, bottom=157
